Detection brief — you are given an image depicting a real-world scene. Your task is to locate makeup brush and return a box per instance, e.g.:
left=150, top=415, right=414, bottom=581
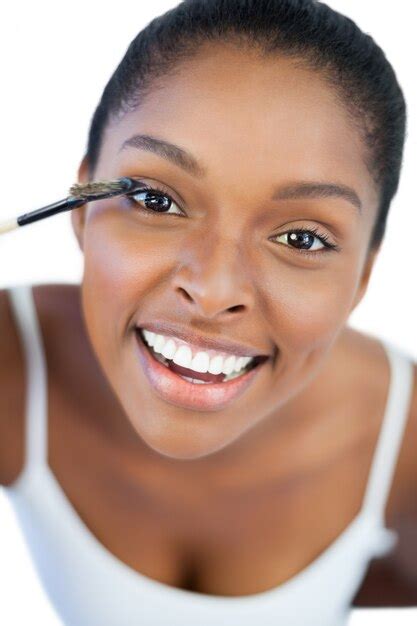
left=0, top=176, right=142, bottom=236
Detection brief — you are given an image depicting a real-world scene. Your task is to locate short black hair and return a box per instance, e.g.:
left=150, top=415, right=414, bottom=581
left=85, top=0, right=407, bottom=252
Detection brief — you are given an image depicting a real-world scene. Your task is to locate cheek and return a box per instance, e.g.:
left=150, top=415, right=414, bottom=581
left=260, top=264, right=359, bottom=355
left=80, top=208, right=175, bottom=355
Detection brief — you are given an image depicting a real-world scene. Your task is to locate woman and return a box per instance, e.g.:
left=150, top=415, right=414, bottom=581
left=0, top=0, right=416, bottom=624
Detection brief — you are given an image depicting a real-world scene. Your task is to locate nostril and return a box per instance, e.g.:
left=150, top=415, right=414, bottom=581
left=228, top=304, right=245, bottom=313
left=178, top=288, right=193, bottom=303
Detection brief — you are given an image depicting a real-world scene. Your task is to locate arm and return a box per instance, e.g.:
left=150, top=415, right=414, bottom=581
left=0, top=288, right=25, bottom=487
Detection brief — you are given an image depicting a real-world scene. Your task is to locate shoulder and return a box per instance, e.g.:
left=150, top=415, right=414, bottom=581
left=342, top=327, right=417, bottom=604
left=32, top=282, right=82, bottom=324
left=0, top=283, right=81, bottom=486
left=0, top=285, right=26, bottom=485
left=335, top=326, right=417, bottom=511
left=338, top=325, right=416, bottom=415
left=360, top=329, right=417, bottom=591
left=390, top=348, right=417, bottom=530
left=354, top=354, right=417, bottom=606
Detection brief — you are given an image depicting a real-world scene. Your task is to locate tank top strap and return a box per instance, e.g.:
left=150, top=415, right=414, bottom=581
left=360, top=338, right=415, bottom=525
left=7, top=284, right=48, bottom=474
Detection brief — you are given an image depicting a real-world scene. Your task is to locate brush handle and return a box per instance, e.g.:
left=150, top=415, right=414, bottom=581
left=16, top=195, right=87, bottom=227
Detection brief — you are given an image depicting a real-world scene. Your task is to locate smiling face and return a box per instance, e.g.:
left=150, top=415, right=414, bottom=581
left=72, top=43, right=381, bottom=460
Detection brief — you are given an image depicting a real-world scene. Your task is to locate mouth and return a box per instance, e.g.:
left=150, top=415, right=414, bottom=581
left=133, top=327, right=269, bottom=411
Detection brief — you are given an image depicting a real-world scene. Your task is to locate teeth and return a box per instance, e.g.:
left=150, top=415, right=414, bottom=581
left=191, top=351, right=210, bottom=373
left=223, top=355, right=236, bottom=375
left=180, top=375, right=211, bottom=384
left=208, top=354, right=224, bottom=375
left=161, top=338, right=177, bottom=360
left=153, top=334, right=166, bottom=353
left=141, top=329, right=254, bottom=376
left=145, top=331, right=156, bottom=347
left=172, top=345, right=193, bottom=368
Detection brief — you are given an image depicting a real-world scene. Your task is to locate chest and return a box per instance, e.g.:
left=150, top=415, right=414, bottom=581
left=27, top=299, right=417, bottom=601
left=47, top=386, right=387, bottom=597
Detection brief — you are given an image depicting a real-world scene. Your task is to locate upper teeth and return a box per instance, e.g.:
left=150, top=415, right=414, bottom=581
left=141, top=329, right=254, bottom=375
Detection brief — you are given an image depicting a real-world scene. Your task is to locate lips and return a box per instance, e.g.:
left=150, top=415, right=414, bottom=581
left=133, top=328, right=269, bottom=411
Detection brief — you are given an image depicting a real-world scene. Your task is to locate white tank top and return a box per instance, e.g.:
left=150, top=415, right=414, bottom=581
left=2, top=284, right=415, bottom=626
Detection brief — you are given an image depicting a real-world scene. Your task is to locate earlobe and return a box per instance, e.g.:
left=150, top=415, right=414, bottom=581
left=71, top=154, right=90, bottom=252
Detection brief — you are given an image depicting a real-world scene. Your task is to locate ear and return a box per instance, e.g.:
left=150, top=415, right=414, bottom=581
left=349, top=245, right=381, bottom=313
left=71, top=154, right=90, bottom=252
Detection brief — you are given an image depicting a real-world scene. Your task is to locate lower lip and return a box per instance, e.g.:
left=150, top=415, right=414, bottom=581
left=134, top=330, right=267, bottom=411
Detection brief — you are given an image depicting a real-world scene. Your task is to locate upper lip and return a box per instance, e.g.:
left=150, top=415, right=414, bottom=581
left=135, top=321, right=271, bottom=359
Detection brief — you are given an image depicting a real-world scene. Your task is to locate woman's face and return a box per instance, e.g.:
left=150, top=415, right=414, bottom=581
left=72, top=43, right=380, bottom=460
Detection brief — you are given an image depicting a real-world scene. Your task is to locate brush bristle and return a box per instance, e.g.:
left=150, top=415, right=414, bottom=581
left=69, top=178, right=129, bottom=199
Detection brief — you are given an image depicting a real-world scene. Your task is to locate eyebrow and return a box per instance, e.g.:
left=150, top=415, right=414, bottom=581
left=119, top=133, right=206, bottom=178
left=272, top=181, right=362, bottom=213
left=119, top=133, right=362, bottom=213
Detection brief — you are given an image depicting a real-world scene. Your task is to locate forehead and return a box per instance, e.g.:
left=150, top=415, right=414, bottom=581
left=99, top=44, right=377, bottom=210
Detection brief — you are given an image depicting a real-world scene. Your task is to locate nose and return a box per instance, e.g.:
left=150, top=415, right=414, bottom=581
left=172, top=236, right=255, bottom=320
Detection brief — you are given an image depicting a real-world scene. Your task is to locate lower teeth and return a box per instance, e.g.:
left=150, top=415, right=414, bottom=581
left=180, top=376, right=211, bottom=384
left=223, top=370, right=246, bottom=381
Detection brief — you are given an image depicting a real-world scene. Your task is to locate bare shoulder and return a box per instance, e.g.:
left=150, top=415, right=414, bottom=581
left=0, top=283, right=81, bottom=486
left=32, top=282, right=82, bottom=326
left=0, top=285, right=27, bottom=486
left=343, top=325, right=417, bottom=507
left=343, top=326, right=417, bottom=605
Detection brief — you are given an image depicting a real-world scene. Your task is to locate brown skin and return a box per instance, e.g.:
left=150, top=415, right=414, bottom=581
left=1, top=43, right=417, bottom=603
left=3, top=283, right=417, bottom=603
left=72, top=43, right=380, bottom=460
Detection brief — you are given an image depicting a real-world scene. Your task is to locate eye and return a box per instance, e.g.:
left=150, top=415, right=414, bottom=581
left=125, top=183, right=184, bottom=216
left=271, top=225, right=340, bottom=257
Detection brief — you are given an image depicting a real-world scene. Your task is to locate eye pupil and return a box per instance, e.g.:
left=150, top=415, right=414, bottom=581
left=288, top=231, right=314, bottom=249
left=143, top=191, right=171, bottom=212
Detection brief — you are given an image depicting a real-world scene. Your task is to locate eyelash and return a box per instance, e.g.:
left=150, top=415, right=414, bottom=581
left=275, top=225, right=340, bottom=258
left=124, top=184, right=340, bottom=257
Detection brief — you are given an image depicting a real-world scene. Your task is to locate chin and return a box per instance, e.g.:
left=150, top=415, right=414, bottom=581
left=136, top=424, right=243, bottom=462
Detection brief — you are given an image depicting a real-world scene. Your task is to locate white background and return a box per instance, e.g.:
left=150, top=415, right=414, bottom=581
left=0, top=1, right=416, bottom=624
